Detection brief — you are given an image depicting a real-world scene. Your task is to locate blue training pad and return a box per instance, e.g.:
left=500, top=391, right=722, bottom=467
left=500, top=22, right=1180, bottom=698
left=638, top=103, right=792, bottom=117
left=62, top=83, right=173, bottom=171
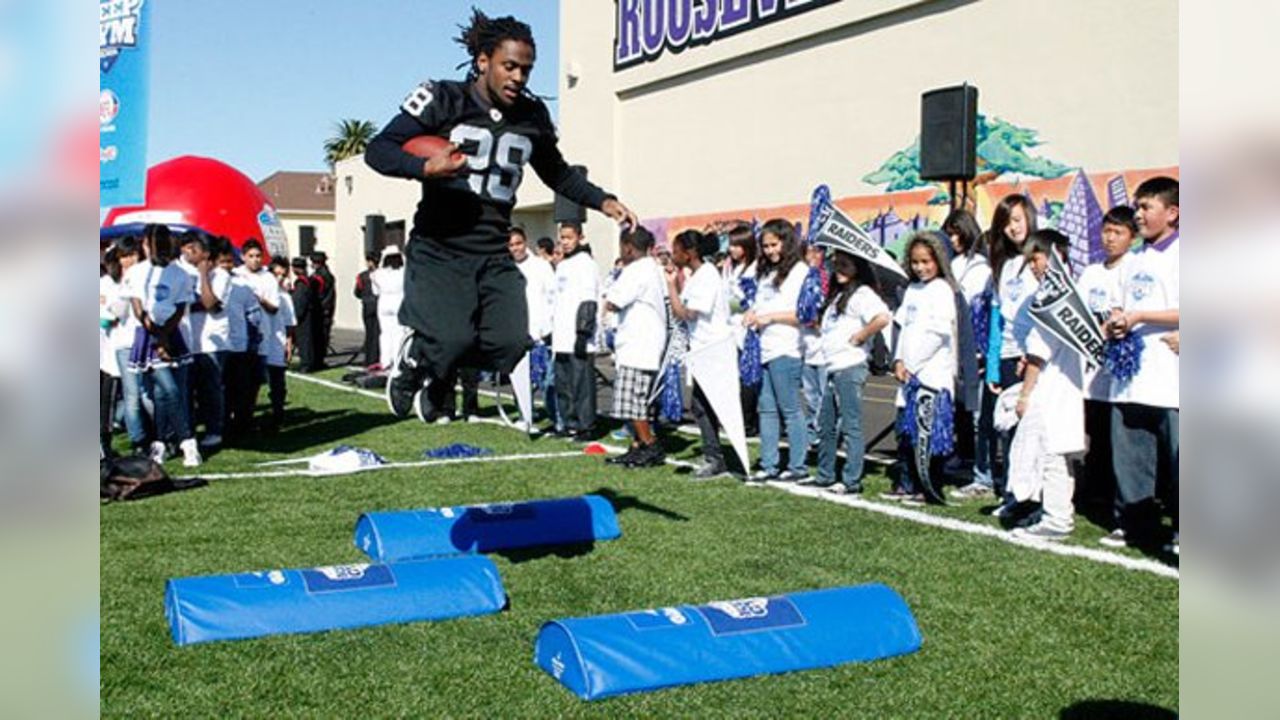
left=354, top=494, right=621, bottom=561
left=534, top=584, right=921, bottom=700
left=166, top=556, right=506, bottom=646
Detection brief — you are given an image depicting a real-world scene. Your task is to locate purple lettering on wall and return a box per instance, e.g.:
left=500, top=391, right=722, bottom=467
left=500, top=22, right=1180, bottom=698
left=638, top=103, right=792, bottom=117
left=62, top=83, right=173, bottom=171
left=720, top=0, right=751, bottom=30
left=641, top=0, right=668, bottom=57
left=668, top=0, right=694, bottom=48
left=614, top=0, right=839, bottom=70
left=692, top=0, right=719, bottom=39
left=616, top=0, right=643, bottom=66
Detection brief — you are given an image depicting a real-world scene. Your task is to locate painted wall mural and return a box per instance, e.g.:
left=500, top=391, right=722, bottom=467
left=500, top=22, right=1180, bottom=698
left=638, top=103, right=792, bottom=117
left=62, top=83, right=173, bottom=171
left=645, top=112, right=1177, bottom=270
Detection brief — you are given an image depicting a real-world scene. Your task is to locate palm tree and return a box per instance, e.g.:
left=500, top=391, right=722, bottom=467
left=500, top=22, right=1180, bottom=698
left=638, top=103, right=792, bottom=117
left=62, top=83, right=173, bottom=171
left=324, top=119, right=377, bottom=168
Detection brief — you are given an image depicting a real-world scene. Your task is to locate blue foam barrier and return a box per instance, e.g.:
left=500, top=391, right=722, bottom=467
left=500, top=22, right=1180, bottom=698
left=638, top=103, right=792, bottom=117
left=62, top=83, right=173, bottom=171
left=354, top=494, right=621, bottom=562
left=534, top=584, right=921, bottom=700
left=165, top=556, right=506, bottom=646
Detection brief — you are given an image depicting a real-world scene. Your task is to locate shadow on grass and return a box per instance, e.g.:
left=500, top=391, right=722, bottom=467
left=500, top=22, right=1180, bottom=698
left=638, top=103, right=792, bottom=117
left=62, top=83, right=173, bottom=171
left=235, top=407, right=404, bottom=455
left=591, top=487, right=689, bottom=522
left=1060, top=700, right=1176, bottom=719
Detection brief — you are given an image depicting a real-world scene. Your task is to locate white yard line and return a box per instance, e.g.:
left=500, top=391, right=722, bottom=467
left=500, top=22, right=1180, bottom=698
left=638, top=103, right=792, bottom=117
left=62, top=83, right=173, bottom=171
left=188, top=449, right=594, bottom=481
left=287, top=371, right=1177, bottom=579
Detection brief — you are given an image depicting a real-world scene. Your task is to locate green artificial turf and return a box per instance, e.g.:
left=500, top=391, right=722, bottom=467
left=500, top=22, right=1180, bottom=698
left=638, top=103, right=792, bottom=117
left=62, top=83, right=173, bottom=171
left=101, top=371, right=1178, bottom=718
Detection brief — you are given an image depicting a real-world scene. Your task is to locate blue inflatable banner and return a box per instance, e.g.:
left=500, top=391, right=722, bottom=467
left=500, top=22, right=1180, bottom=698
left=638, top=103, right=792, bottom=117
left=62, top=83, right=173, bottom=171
left=165, top=556, right=506, bottom=646
left=534, top=584, right=922, bottom=700
left=100, top=0, right=151, bottom=207
left=354, top=494, right=621, bottom=562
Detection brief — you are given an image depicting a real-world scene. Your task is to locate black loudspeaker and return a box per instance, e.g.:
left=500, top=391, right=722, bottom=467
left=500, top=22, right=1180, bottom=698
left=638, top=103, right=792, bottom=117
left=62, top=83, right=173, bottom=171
left=298, top=225, right=316, bottom=257
left=920, top=84, right=978, bottom=181
left=364, top=214, right=385, bottom=254
left=553, top=165, right=588, bottom=224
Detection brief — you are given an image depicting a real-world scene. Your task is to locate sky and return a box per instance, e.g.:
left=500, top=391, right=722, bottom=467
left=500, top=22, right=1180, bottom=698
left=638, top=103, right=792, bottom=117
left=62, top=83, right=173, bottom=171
left=146, top=1, right=560, bottom=183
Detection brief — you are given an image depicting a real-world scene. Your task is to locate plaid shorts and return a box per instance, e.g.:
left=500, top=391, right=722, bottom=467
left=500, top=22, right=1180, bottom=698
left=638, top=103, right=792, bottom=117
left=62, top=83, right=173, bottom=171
left=611, top=365, right=657, bottom=420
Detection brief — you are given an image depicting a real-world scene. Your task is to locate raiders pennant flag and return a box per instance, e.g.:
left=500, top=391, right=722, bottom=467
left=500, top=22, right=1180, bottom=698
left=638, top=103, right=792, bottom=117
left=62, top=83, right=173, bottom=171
left=807, top=185, right=908, bottom=280
left=684, top=335, right=751, bottom=475
left=912, top=383, right=946, bottom=504
left=1028, top=251, right=1106, bottom=368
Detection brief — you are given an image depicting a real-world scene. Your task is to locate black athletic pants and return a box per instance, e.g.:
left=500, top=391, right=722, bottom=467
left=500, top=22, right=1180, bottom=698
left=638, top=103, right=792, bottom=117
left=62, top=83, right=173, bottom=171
left=554, top=353, right=596, bottom=432
left=362, top=307, right=380, bottom=366
left=400, top=238, right=528, bottom=379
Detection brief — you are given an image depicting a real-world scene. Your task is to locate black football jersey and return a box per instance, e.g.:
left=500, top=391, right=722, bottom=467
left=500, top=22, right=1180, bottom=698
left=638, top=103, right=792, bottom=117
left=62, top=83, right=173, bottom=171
left=365, top=80, right=609, bottom=256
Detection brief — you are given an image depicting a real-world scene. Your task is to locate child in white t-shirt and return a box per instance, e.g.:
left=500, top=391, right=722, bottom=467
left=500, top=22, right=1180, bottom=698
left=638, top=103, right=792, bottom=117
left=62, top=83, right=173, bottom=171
left=603, top=226, right=668, bottom=468
left=1007, top=231, right=1086, bottom=540
left=746, top=219, right=810, bottom=483
left=888, top=233, right=958, bottom=504
left=1074, top=206, right=1136, bottom=514
left=1102, top=177, right=1180, bottom=553
left=668, top=229, right=734, bottom=477
left=799, top=243, right=828, bottom=450
left=260, top=258, right=298, bottom=433
left=121, top=225, right=200, bottom=467
left=812, top=251, right=890, bottom=494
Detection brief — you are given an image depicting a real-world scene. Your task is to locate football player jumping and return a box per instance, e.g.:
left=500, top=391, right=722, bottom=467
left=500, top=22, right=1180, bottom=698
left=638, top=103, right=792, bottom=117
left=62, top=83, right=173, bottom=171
left=366, top=9, right=637, bottom=422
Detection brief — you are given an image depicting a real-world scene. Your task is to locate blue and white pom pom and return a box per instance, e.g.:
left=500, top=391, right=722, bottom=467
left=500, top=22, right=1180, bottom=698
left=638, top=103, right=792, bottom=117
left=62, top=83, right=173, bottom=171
left=423, top=443, right=494, bottom=460
left=530, top=342, right=551, bottom=388
left=896, top=376, right=956, bottom=457
left=738, top=275, right=763, bottom=386
left=1103, top=333, right=1144, bottom=383
left=796, top=266, right=824, bottom=325
left=660, top=363, right=684, bottom=422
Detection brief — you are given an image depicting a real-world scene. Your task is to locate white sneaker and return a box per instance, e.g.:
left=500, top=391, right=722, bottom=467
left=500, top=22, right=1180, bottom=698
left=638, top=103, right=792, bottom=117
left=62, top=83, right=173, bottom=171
left=1013, top=523, right=1070, bottom=542
left=949, top=482, right=994, bottom=500
left=180, top=438, right=202, bottom=468
left=1164, top=532, right=1179, bottom=556
left=1098, top=529, right=1128, bottom=549
left=149, top=441, right=167, bottom=464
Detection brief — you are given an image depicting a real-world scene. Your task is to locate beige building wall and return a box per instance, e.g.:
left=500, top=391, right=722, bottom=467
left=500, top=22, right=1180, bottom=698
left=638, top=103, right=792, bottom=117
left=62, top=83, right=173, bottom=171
left=279, top=212, right=335, bottom=261
left=330, top=155, right=554, bottom=331
left=559, top=0, right=1178, bottom=267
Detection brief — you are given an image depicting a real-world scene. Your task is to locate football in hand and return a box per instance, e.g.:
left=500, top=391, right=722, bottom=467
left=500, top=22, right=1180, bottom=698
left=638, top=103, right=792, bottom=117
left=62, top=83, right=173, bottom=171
left=401, top=135, right=466, bottom=163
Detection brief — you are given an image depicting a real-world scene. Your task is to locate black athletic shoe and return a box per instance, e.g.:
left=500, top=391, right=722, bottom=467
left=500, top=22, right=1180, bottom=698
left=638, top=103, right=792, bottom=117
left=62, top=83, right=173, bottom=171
left=572, top=429, right=596, bottom=443
left=386, top=333, right=430, bottom=418
left=606, top=446, right=641, bottom=465
left=625, top=444, right=666, bottom=468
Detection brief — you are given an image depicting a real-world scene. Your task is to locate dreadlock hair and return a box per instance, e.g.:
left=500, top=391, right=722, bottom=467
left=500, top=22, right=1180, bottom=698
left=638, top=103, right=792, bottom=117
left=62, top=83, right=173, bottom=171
left=455, top=8, right=536, bottom=88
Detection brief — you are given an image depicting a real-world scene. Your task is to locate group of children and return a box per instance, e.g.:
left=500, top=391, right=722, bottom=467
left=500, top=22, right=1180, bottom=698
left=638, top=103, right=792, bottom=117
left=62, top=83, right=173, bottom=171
left=553, top=176, right=1178, bottom=553
left=99, top=224, right=308, bottom=466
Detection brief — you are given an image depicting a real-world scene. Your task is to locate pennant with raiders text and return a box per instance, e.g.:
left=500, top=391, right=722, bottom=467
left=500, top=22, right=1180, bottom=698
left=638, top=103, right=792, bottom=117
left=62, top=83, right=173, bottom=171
left=1028, top=251, right=1106, bottom=368
left=807, top=185, right=908, bottom=279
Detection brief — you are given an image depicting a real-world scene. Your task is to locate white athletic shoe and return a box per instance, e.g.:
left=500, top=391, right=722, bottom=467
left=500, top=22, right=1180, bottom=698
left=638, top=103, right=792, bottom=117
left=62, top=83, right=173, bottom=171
left=180, top=438, right=202, bottom=468
left=149, top=441, right=167, bottom=464
left=1098, top=529, right=1128, bottom=549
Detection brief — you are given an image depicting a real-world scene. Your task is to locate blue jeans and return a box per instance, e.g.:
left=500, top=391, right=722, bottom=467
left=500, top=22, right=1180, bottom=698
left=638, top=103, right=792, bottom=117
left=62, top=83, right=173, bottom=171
left=759, top=355, right=807, bottom=475
left=151, top=362, right=192, bottom=444
left=191, top=352, right=226, bottom=437
left=115, top=348, right=149, bottom=448
left=817, top=365, right=868, bottom=489
left=975, top=356, right=1020, bottom=492
left=801, top=363, right=827, bottom=447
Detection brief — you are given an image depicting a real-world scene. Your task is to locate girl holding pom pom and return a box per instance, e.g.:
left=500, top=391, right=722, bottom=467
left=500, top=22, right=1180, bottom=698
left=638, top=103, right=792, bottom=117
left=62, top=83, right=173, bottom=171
left=887, top=233, right=958, bottom=504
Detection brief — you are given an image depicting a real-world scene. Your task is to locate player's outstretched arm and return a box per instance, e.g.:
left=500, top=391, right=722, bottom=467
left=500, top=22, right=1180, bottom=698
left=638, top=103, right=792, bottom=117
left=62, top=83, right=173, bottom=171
left=366, top=113, right=432, bottom=180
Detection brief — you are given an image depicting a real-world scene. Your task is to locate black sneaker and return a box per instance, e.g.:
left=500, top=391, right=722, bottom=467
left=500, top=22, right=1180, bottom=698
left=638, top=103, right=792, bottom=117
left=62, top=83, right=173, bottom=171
left=413, top=381, right=440, bottom=425
left=625, top=444, right=666, bottom=468
left=387, top=333, right=431, bottom=418
left=606, top=446, right=641, bottom=465
left=572, top=428, right=596, bottom=442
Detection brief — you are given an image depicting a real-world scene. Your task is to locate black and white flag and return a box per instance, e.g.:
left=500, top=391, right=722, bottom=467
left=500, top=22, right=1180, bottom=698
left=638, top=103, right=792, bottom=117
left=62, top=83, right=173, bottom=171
left=1027, top=251, right=1106, bottom=367
left=807, top=185, right=908, bottom=280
